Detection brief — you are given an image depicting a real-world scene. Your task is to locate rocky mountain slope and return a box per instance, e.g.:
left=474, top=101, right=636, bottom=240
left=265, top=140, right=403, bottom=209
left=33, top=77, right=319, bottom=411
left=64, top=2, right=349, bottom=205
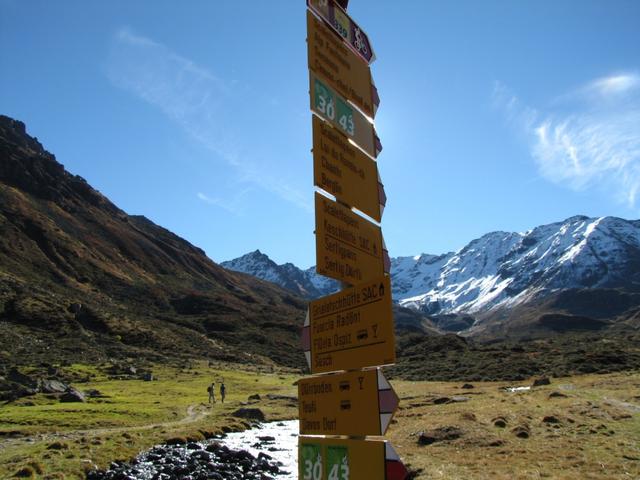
left=221, top=250, right=338, bottom=299
left=0, top=115, right=307, bottom=368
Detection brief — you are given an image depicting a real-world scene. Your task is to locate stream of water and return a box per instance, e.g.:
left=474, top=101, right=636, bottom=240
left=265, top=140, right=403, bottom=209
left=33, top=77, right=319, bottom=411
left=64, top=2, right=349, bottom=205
left=87, top=420, right=300, bottom=479
left=219, top=419, right=299, bottom=479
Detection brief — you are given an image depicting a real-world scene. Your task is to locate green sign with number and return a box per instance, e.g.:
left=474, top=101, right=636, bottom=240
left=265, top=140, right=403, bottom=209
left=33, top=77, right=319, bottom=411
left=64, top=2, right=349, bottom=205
left=314, top=78, right=336, bottom=122
left=327, top=446, right=350, bottom=480
left=300, top=441, right=351, bottom=480
left=310, top=71, right=381, bottom=159
left=314, top=77, right=354, bottom=138
left=300, top=443, right=323, bottom=480
left=336, top=97, right=354, bottom=136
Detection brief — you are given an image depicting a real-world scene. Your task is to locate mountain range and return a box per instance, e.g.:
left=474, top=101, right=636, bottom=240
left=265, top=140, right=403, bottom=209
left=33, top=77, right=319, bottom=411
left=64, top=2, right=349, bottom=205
left=2, top=112, right=639, bottom=381
left=222, top=216, right=640, bottom=338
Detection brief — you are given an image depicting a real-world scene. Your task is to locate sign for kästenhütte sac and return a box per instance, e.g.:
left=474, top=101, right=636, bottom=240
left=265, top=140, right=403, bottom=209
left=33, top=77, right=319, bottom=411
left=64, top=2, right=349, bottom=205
left=301, top=274, right=395, bottom=374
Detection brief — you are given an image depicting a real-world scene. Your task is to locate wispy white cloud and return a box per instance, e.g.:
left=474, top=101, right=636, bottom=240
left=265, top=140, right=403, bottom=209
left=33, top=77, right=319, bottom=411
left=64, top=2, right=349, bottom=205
left=197, top=189, right=251, bottom=215
left=106, top=27, right=311, bottom=212
left=584, top=73, right=640, bottom=98
left=494, top=72, right=640, bottom=207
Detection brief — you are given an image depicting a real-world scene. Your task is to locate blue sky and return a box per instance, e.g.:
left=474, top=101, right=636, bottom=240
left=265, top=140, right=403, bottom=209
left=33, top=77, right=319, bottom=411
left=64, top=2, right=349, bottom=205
left=1, top=0, right=639, bottom=268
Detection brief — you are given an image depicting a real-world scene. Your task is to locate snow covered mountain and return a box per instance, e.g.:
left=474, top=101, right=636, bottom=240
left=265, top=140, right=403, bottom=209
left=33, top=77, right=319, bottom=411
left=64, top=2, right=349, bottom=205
left=392, top=215, right=640, bottom=317
left=220, top=250, right=339, bottom=299
left=222, top=216, right=640, bottom=335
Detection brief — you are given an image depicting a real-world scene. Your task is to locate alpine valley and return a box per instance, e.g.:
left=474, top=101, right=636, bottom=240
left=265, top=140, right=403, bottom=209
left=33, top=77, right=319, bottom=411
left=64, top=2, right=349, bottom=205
left=2, top=115, right=640, bottom=383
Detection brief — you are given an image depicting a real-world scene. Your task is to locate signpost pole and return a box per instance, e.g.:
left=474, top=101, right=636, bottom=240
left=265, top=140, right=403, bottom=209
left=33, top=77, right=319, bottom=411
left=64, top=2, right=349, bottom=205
left=301, top=1, right=407, bottom=478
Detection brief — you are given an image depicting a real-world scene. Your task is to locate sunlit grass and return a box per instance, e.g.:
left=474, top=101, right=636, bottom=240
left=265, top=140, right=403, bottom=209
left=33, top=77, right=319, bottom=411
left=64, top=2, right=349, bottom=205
left=2, top=365, right=638, bottom=479
left=0, top=361, right=298, bottom=479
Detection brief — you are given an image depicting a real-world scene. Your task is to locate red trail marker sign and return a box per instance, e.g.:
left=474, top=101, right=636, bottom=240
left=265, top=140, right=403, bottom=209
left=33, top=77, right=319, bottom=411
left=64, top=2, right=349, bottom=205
left=307, top=0, right=376, bottom=64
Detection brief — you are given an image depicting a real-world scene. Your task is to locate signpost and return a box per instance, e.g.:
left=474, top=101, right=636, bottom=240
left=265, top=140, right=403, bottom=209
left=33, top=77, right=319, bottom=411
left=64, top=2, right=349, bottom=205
left=312, top=115, right=385, bottom=222
left=302, top=1, right=407, bottom=478
left=310, top=71, right=382, bottom=159
left=299, top=437, right=408, bottom=480
left=307, top=10, right=379, bottom=118
left=301, top=274, right=395, bottom=374
left=298, top=368, right=399, bottom=436
left=314, top=192, right=389, bottom=285
left=307, top=0, right=376, bottom=64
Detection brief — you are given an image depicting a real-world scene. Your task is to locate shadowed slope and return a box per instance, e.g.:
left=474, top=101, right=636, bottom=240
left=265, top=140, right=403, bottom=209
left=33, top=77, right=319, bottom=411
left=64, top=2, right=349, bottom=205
left=0, top=115, right=306, bottom=368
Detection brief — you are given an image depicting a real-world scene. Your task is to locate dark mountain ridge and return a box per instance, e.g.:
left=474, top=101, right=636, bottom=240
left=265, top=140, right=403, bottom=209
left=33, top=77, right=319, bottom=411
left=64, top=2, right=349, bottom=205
left=0, top=115, right=307, bottom=369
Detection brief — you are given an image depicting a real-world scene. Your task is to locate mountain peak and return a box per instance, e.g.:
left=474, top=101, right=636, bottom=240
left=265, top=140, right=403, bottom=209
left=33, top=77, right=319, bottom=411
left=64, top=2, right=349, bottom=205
left=0, top=114, right=45, bottom=154
left=393, top=214, right=640, bottom=318
left=221, top=251, right=338, bottom=299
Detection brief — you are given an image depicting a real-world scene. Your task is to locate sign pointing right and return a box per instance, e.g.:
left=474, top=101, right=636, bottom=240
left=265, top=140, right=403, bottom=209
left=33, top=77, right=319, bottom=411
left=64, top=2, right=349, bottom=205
left=298, top=368, right=400, bottom=436
left=299, top=437, right=408, bottom=480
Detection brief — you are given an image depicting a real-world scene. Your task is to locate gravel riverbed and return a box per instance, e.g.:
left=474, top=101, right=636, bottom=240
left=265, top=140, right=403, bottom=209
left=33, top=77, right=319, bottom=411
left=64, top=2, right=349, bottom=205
left=86, top=420, right=299, bottom=480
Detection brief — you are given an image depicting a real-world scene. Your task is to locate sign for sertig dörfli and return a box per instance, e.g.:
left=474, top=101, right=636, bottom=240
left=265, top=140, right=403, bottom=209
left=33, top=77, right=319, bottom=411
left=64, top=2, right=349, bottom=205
left=312, top=115, right=386, bottom=222
left=314, top=192, right=389, bottom=285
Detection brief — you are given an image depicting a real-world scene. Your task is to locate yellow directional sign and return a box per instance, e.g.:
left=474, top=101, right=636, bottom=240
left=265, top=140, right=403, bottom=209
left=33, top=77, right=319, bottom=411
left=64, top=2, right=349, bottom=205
left=309, top=71, right=382, bottom=159
left=313, top=115, right=385, bottom=222
left=302, top=274, right=395, bottom=374
left=307, top=10, right=378, bottom=119
left=298, top=368, right=399, bottom=436
left=315, top=192, right=388, bottom=285
left=299, top=437, right=408, bottom=480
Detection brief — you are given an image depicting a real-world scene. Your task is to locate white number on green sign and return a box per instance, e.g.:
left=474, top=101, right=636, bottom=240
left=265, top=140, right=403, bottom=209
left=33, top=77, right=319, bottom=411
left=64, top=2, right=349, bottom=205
left=327, top=446, right=349, bottom=480
left=315, top=79, right=335, bottom=121
left=301, top=443, right=323, bottom=480
left=337, top=98, right=355, bottom=136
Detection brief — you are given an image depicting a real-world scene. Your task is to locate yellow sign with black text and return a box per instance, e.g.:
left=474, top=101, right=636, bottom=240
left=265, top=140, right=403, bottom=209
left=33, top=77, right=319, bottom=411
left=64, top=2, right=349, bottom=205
left=313, top=115, right=384, bottom=222
left=315, top=192, right=385, bottom=285
left=298, top=368, right=399, bottom=436
left=304, top=274, right=395, bottom=374
left=307, top=10, right=377, bottom=118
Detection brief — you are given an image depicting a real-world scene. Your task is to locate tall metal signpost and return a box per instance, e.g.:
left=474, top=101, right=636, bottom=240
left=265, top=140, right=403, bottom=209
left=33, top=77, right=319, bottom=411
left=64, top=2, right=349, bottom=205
left=300, top=1, right=408, bottom=478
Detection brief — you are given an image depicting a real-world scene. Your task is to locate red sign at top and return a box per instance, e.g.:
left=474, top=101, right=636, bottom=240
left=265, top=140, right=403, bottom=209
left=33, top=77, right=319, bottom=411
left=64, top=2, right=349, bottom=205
left=307, top=0, right=376, bottom=64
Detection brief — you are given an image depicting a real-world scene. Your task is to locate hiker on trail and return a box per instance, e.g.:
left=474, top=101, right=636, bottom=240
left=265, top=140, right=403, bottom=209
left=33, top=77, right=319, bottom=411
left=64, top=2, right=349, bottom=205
left=208, top=382, right=216, bottom=405
left=220, top=382, right=226, bottom=403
